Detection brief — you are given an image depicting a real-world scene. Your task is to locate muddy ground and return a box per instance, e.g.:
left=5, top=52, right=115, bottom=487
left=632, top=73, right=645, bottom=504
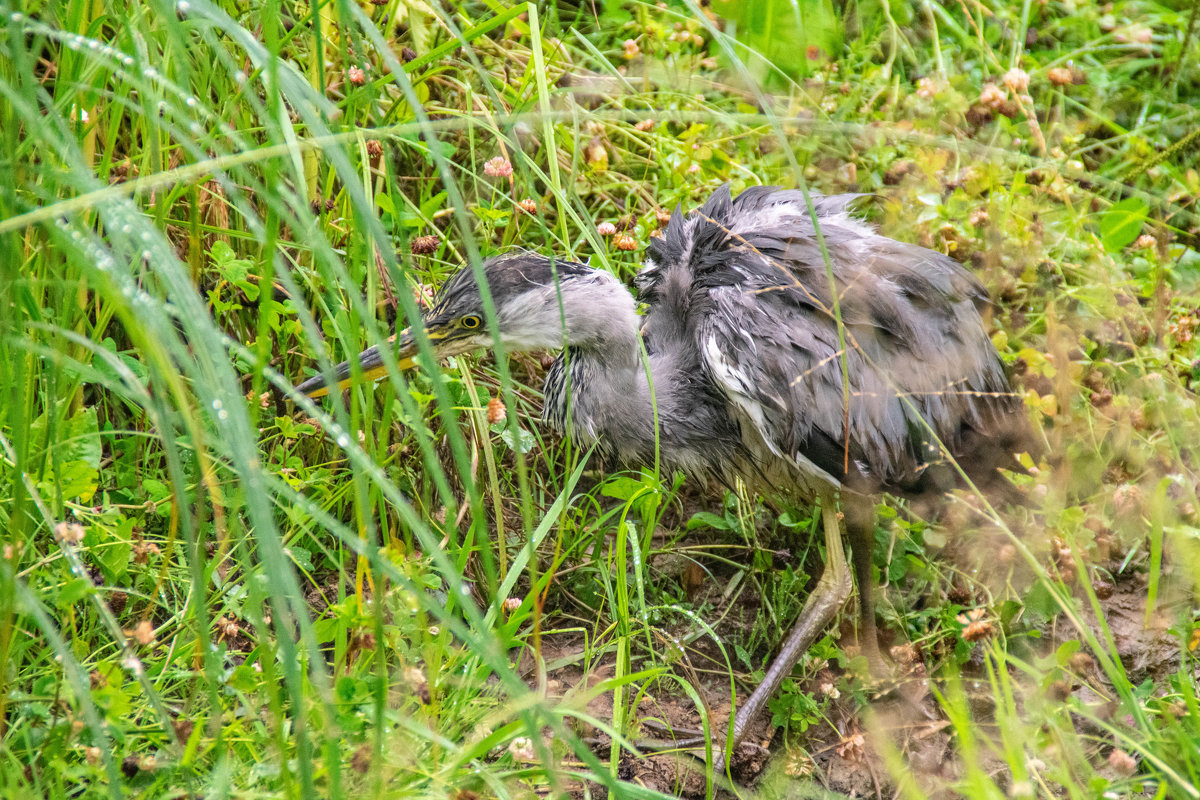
left=525, top=554, right=1192, bottom=799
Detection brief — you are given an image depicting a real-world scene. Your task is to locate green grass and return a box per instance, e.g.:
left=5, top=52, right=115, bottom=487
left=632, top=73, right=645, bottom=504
left=2, top=0, right=1199, bottom=798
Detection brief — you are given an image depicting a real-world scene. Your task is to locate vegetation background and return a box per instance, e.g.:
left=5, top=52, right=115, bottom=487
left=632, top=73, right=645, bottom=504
left=1, top=0, right=1198, bottom=798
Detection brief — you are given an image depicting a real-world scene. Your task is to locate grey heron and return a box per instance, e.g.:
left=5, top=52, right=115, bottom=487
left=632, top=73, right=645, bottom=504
left=297, top=184, right=1030, bottom=766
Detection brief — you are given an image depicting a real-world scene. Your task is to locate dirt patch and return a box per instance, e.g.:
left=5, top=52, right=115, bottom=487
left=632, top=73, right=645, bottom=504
left=1084, top=569, right=1190, bottom=685
left=534, top=640, right=977, bottom=798
left=525, top=558, right=1195, bottom=798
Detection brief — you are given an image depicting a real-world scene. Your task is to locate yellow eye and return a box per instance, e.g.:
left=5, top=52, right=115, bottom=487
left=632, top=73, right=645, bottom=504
left=461, top=315, right=482, bottom=329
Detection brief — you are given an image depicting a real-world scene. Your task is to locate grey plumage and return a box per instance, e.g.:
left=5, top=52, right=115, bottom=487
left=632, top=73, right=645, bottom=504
left=637, top=185, right=1023, bottom=497
left=366, top=185, right=1023, bottom=496
left=297, top=184, right=1030, bottom=764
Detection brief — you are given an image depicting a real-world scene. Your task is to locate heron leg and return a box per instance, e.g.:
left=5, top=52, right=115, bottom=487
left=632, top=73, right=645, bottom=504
left=844, top=497, right=884, bottom=674
left=713, top=489, right=853, bottom=768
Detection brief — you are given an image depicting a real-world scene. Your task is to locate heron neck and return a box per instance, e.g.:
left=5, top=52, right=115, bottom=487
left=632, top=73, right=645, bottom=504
left=543, top=306, right=657, bottom=462
left=544, top=292, right=739, bottom=476
left=561, top=345, right=656, bottom=453
left=555, top=273, right=643, bottom=391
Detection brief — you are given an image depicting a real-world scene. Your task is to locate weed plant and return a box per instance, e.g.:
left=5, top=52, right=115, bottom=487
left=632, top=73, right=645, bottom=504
left=1, top=1, right=1198, bottom=798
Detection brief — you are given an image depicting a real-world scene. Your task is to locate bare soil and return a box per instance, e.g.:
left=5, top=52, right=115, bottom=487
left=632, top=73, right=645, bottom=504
left=529, top=558, right=1192, bottom=798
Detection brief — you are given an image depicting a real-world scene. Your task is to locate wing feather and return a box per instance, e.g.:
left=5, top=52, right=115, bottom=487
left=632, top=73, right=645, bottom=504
left=641, top=184, right=1024, bottom=495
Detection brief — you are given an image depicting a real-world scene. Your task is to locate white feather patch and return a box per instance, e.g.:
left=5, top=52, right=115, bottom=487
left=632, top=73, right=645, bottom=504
left=704, top=336, right=840, bottom=488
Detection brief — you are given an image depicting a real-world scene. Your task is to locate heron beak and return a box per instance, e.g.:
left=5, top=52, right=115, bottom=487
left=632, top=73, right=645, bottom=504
left=297, top=327, right=426, bottom=399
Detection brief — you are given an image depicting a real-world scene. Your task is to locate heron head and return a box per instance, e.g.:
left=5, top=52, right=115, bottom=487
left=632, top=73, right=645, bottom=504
left=296, top=253, right=603, bottom=398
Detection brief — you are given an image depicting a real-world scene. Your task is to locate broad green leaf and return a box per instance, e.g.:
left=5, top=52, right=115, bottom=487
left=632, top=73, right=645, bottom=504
left=686, top=510, right=733, bottom=531
left=498, top=425, right=535, bottom=453
left=56, top=577, right=93, bottom=606
left=94, top=516, right=135, bottom=584
left=1100, top=197, right=1148, bottom=252
left=1056, top=639, right=1083, bottom=666
left=601, top=476, right=647, bottom=502
left=31, top=405, right=101, bottom=501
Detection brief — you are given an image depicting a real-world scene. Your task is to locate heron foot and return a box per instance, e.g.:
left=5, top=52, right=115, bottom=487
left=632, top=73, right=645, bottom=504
left=633, top=720, right=770, bottom=774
